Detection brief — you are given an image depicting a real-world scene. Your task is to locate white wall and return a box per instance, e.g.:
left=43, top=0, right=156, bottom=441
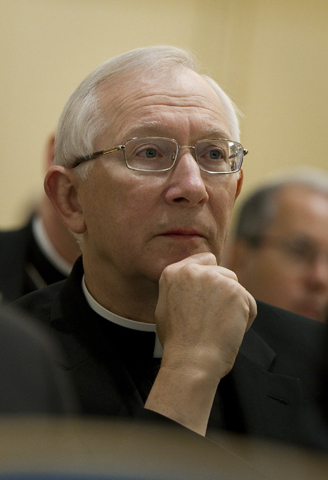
left=1, top=0, right=328, bottom=228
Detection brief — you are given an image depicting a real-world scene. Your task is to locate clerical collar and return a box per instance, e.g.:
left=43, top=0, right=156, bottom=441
left=32, top=216, right=72, bottom=277
left=82, top=276, right=163, bottom=358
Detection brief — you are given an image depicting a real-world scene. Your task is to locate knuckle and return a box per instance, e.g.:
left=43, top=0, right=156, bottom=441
left=206, top=252, right=217, bottom=264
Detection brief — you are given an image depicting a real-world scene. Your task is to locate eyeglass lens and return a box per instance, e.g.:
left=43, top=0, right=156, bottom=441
left=258, top=236, right=328, bottom=269
left=124, top=137, right=243, bottom=173
left=282, top=238, right=328, bottom=267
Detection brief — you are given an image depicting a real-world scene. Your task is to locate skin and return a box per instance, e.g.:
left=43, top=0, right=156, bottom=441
left=38, top=134, right=81, bottom=266
left=226, top=186, right=328, bottom=321
left=45, top=66, right=257, bottom=435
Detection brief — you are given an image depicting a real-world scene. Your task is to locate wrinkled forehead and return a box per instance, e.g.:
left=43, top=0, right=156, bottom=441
left=96, top=66, right=230, bottom=141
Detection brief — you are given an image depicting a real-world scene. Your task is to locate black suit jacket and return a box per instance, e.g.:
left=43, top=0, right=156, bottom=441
left=14, top=257, right=322, bottom=446
left=0, top=218, right=67, bottom=302
left=0, top=307, right=78, bottom=414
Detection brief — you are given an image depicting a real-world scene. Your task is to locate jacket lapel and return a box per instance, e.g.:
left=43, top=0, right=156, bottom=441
left=224, top=328, right=304, bottom=443
left=48, top=258, right=146, bottom=417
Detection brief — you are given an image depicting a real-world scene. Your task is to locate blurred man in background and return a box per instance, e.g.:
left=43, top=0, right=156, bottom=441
left=0, top=135, right=80, bottom=303
left=223, top=168, right=328, bottom=321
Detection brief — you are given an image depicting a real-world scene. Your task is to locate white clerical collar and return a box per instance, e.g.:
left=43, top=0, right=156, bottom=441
left=32, top=216, right=72, bottom=276
left=82, top=277, right=163, bottom=358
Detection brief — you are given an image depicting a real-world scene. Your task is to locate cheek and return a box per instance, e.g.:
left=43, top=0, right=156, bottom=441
left=212, top=176, right=239, bottom=210
left=210, top=184, right=237, bottom=234
left=111, top=180, right=159, bottom=231
left=77, top=171, right=125, bottom=244
left=93, top=172, right=164, bottom=252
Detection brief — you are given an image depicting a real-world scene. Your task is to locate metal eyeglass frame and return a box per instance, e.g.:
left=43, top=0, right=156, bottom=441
left=72, top=136, right=248, bottom=174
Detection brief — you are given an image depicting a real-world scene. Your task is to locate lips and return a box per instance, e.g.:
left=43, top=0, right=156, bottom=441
left=160, top=229, right=205, bottom=237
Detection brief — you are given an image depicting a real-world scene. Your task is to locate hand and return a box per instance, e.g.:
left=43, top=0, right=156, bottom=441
left=156, top=252, right=256, bottom=379
left=145, top=252, right=257, bottom=434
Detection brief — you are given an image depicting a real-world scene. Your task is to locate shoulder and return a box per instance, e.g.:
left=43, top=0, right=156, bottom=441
left=0, top=223, right=32, bottom=269
left=12, top=256, right=84, bottom=322
left=0, top=221, right=32, bottom=248
left=13, top=280, right=65, bottom=321
left=0, top=306, right=79, bottom=414
left=0, top=221, right=33, bottom=271
left=253, top=300, right=322, bottom=344
left=252, top=300, right=322, bottom=373
left=0, top=221, right=35, bottom=302
left=1, top=305, right=62, bottom=358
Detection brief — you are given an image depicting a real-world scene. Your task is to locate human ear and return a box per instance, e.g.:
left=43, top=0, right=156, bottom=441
left=44, top=166, right=86, bottom=234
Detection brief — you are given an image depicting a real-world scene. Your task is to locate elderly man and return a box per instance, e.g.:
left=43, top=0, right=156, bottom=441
left=15, top=46, right=320, bottom=444
left=223, top=170, right=328, bottom=321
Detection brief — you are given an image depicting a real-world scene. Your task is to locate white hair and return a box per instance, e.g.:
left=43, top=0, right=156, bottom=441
left=54, top=45, right=241, bottom=175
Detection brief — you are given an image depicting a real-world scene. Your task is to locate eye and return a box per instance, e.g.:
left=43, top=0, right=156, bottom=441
left=200, top=145, right=228, bottom=163
left=285, top=239, right=317, bottom=263
left=288, top=243, right=309, bottom=259
left=204, top=148, right=224, bottom=160
left=135, top=144, right=163, bottom=159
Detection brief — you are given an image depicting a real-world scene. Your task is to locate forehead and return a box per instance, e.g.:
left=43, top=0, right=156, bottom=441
left=269, top=186, right=328, bottom=237
left=97, top=67, right=231, bottom=144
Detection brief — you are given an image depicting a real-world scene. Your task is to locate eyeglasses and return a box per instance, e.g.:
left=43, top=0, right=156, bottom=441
left=249, top=235, right=328, bottom=270
left=72, top=137, right=248, bottom=174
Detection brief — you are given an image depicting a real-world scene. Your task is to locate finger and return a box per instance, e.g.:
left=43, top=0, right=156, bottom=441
left=162, top=254, right=240, bottom=287
left=165, top=252, right=217, bottom=273
left=214, top=265, right=239, bottom=282
left=244, top=291, right=258, bottom=331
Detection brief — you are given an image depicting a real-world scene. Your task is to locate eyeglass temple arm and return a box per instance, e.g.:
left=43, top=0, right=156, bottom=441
left=73, top=145, right=124, bottom=168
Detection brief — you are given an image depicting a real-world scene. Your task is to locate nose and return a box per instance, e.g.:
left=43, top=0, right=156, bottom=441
left=164, top=149, right=209, bottom=207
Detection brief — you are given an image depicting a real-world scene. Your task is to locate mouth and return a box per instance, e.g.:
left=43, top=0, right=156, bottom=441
left=154, top=227, right=212, bottom=259
left=160, top=229, right=205, bottom=239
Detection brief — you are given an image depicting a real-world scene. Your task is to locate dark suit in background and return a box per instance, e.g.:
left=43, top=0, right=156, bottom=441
left=0, top=218, right=67, bottom=303
left=14, top=256, right=321, bottom=446
left=301, top=309, right=328, bottom=451
left=0, top=307, right=78, bottom=414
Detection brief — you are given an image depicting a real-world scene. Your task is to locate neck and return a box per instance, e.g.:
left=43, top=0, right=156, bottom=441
left=38, top=195, right=81, bottom=266
left=83, top=253, right=159, bottom=323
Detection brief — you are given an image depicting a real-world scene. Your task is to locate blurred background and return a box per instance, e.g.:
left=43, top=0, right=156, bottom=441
left=1, top=0, right=328, bottom=229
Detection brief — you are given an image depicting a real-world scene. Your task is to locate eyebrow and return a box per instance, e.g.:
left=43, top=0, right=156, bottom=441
left=125, top=121, right=163, bottom=138
left=124, top=122, right=230, bottom=141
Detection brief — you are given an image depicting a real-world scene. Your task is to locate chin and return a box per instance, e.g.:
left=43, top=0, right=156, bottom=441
left=159, top=250, right=205, bottom=271
left=142, top=245, right=214, bottom=281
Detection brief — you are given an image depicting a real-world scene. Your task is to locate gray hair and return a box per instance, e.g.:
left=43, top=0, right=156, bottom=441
left=54, top=45, right=241, bottom=174
left=233, top=167, right=328, bottom=243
